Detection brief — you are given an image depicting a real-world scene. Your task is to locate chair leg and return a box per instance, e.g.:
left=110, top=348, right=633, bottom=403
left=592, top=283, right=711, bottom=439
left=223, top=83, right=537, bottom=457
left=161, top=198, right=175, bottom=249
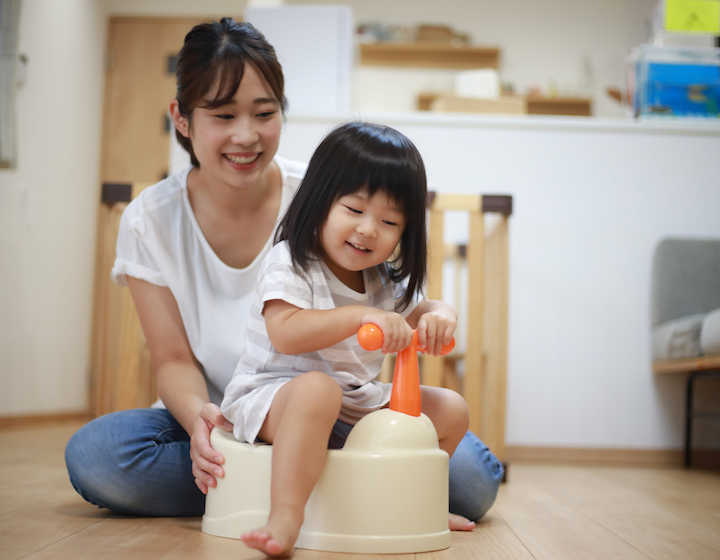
left=684, top=370, right=720, bottom=469
left=685, top=372, right=695, bottom=467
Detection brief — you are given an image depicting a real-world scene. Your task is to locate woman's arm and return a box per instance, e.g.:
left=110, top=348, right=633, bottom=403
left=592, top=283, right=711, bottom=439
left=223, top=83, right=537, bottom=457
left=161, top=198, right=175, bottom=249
left=405, top=299, right=458, bottom=356
left=126, top=277, right=232, bottom=493
left=127, top=276, right=206, bottom=429
left=263, top=299, right=414, bottom=355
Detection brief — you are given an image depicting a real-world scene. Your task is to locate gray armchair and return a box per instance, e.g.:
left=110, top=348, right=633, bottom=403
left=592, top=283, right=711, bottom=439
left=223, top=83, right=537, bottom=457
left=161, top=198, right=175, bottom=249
left=651, top=238, right=720, bottom=466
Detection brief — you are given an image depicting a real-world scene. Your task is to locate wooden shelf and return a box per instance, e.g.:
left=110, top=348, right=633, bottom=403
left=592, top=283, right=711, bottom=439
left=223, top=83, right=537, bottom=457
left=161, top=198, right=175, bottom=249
left=360, top=42, right=499, bottom=69
left=527, top=96, right=592, bottom=117
left=653, top=354, right=720, bottom=375
left=418, top=92, right=592, bottom=117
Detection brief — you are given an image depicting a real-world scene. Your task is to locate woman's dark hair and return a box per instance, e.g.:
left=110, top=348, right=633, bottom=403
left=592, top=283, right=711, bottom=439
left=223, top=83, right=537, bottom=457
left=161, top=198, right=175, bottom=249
left=276, top=122, right=428, bottom=310
left=174, top=17, right=286, bottom=167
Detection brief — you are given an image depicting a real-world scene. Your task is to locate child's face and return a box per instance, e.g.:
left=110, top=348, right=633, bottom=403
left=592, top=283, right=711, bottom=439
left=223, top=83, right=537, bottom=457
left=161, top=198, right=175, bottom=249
left=184, top=64, right=282, bottom=190
left=321, top=189, right=406, bottom=288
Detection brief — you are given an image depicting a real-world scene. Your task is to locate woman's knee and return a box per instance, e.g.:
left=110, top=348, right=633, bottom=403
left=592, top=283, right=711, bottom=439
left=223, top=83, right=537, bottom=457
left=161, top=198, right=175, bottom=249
left=65, top=413, right=119, bottom=479
left=65, top=413, right=128, bottom=511
left=448, top=431, right=504, bottom=521
left=65, top=409, right=200, bottom=516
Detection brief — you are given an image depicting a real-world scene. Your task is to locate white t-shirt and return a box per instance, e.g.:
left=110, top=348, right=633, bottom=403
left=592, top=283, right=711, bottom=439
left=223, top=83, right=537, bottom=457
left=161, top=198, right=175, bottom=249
left=111, top=157, right=306, bottom=405
left=221, top=240, right=419, bottom=444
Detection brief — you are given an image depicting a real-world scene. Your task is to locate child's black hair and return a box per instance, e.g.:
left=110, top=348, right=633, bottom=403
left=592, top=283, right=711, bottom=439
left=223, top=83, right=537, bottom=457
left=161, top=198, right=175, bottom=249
left=276, top=122, right=427, bottom=310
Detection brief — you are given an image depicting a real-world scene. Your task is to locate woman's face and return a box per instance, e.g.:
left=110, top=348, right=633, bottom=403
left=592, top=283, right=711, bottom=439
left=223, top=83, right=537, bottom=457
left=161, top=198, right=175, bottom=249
left=183, top=64, right=283, bottom=191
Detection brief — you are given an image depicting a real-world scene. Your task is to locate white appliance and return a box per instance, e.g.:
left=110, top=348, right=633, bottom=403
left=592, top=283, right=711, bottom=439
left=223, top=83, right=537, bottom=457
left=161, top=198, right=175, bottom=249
left=245, top=5, right=354, bottom=114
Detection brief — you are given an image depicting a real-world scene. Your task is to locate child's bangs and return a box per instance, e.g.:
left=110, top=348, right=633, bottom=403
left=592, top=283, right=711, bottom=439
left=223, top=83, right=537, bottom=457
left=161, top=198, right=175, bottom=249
left=353, top=151, right=418, bottom=214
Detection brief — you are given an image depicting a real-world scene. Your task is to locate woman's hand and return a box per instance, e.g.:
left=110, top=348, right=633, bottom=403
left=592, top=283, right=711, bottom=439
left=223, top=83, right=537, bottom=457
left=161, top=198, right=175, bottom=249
left=361, top=311, right=414, bottom=354
left=190, top=403, right=234, bottom=494
left=416, top=311, right=457, bottom=357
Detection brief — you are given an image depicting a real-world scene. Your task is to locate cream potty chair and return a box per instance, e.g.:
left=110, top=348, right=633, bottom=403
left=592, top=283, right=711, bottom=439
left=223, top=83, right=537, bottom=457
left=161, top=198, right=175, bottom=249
left=202, top=325, right=454, bottom=554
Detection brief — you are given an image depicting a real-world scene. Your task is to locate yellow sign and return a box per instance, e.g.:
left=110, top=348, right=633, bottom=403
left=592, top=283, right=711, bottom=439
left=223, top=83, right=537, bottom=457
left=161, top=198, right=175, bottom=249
left=665, top=0, right=720, bottom=33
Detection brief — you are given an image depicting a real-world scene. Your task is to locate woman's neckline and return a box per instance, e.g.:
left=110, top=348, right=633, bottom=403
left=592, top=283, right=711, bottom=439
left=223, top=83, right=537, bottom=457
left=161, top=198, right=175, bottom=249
left=181, top=159, right=286, bottom=272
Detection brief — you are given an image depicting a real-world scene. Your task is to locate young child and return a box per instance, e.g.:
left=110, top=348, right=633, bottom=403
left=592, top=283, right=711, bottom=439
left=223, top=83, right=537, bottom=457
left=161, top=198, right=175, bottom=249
left=221, top=122, right=470, bottom=557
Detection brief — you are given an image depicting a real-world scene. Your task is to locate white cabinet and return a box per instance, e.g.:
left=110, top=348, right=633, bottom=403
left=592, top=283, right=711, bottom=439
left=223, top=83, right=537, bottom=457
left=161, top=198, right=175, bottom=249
left=245, top=6, right=354, bottom=114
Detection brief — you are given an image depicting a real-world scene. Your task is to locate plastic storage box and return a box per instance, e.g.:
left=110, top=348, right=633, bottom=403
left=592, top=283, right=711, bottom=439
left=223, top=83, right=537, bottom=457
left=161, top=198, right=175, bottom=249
left=627, top=45, right=720, bottom=118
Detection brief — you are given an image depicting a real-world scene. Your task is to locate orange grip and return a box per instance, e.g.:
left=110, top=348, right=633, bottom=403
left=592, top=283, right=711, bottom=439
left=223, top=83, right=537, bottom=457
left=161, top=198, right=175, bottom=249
left=357, top=323, right=455, bottom=355
left=418, top=336, right=456, bottom=356
left=357, top=324, right=456, bottom=417
left=357, top=323, right=384, bottom=351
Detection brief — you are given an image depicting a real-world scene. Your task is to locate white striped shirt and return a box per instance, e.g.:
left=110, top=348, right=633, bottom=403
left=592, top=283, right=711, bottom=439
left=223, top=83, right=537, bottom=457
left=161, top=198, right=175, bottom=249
left=221, top=241, right=419, bottom=443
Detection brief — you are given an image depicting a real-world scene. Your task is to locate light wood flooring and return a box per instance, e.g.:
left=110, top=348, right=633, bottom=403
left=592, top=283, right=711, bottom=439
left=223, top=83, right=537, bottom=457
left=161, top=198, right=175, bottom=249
left=1, top=420, right=719, bottom=560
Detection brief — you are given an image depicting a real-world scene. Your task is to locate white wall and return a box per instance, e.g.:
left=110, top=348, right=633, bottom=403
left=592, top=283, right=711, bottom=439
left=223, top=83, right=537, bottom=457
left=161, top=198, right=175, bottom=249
left=0, top=0, right=105, bottom=415
left=278, top=115, right=720, bottom=450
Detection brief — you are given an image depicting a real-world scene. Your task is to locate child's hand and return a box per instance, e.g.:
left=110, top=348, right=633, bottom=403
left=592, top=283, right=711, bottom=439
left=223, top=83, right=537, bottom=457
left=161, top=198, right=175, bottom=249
left=361, top=311, right=413, bottom=354
left=417, top=312, right=457, bottom=356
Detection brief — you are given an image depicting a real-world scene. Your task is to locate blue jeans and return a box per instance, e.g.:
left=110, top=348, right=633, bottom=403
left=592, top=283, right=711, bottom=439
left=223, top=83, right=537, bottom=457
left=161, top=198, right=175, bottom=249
left=65, top=408, right=504, bottom=520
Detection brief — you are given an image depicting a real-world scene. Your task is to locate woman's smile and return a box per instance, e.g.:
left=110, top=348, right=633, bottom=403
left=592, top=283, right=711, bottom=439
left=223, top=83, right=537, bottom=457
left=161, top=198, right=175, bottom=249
left=224, top=153, right=260, bottom=165
left=223, top=152, right=261, bottom=170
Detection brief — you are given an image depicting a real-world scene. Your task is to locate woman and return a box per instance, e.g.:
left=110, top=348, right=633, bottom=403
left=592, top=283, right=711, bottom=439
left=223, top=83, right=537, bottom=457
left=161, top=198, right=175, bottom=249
left=65, top=18, right=504, bottom=527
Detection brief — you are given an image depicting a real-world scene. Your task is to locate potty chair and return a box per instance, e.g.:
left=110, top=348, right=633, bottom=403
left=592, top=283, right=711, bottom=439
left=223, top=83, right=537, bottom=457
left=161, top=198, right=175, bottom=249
left=201, top=325, right=454, bottom=554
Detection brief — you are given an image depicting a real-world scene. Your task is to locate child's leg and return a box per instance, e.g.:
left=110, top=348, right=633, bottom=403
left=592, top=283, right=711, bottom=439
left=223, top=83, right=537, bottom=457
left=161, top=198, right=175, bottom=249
left=420, top=386, right=469, bottom=457
left=241, top=371, right=343, bottom=557
left=420, top=386, right=475, bottom=532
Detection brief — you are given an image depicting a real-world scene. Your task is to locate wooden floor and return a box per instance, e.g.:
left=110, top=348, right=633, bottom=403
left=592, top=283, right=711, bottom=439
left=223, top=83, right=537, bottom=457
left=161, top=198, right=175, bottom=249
left=2, top=421, right=720, bottom=560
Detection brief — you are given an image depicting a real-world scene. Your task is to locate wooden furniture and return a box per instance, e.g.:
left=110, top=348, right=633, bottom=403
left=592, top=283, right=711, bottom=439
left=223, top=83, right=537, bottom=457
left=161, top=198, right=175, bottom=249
left=91, top=183, right=155, bottom=416
left=416, top=25, right=469, bottom=44
left=422, top=193, right=512, bottom=461
left=653, top=360, right=720, bottom=468
left=419, top=92, right=592, bottom=116
left=653, top=355, right=720, bottom=375
left=526, top=95, right=592, bottom=116
left=428, top=93, right=526, bottom=115
left=360, top=42, right=499, bottom=69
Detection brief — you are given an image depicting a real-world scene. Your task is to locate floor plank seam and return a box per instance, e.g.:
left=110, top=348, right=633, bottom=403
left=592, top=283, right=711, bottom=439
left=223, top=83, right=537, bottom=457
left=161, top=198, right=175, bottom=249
left=13, top=515, right=108, bottom=560
left=158, top=528, right=209, bottom=560
left=499, top=468, right=658, bottom=559
left=491, top=509, right=540, bottom=560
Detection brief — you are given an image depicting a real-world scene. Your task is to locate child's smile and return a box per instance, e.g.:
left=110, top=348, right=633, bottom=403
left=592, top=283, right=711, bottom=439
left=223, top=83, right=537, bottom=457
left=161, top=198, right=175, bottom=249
left=347, top=241, right=371, bottom=253
left=321, top=190, right=406, bottom=290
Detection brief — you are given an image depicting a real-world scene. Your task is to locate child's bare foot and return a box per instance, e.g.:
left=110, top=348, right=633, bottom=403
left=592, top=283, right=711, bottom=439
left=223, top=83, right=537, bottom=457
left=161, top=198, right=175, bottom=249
left=449, top=512, right=476, bottom=531
left=241, top=510, right=302, bottom=557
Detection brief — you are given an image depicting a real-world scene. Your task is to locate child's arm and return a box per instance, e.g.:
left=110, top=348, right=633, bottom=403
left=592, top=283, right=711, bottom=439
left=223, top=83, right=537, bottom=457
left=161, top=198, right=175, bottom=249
left=263, top=299, right=414, bottom=355
left=405, top=299, right=458, bottom=357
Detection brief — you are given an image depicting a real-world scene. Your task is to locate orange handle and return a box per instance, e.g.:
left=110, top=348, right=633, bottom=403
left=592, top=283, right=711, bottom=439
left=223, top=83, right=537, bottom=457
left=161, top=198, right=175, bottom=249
left=357, top=323, right=384, bottom=351
left=357, top=324, right=455, bottom=417
left=357, top=323, right=455, bottom=355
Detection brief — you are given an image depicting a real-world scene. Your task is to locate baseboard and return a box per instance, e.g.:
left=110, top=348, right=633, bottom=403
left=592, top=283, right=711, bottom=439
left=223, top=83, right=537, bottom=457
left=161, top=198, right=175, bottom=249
left=0, top=411, right=93, bottom=430
left=505, top=445, right=684, bottom=467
